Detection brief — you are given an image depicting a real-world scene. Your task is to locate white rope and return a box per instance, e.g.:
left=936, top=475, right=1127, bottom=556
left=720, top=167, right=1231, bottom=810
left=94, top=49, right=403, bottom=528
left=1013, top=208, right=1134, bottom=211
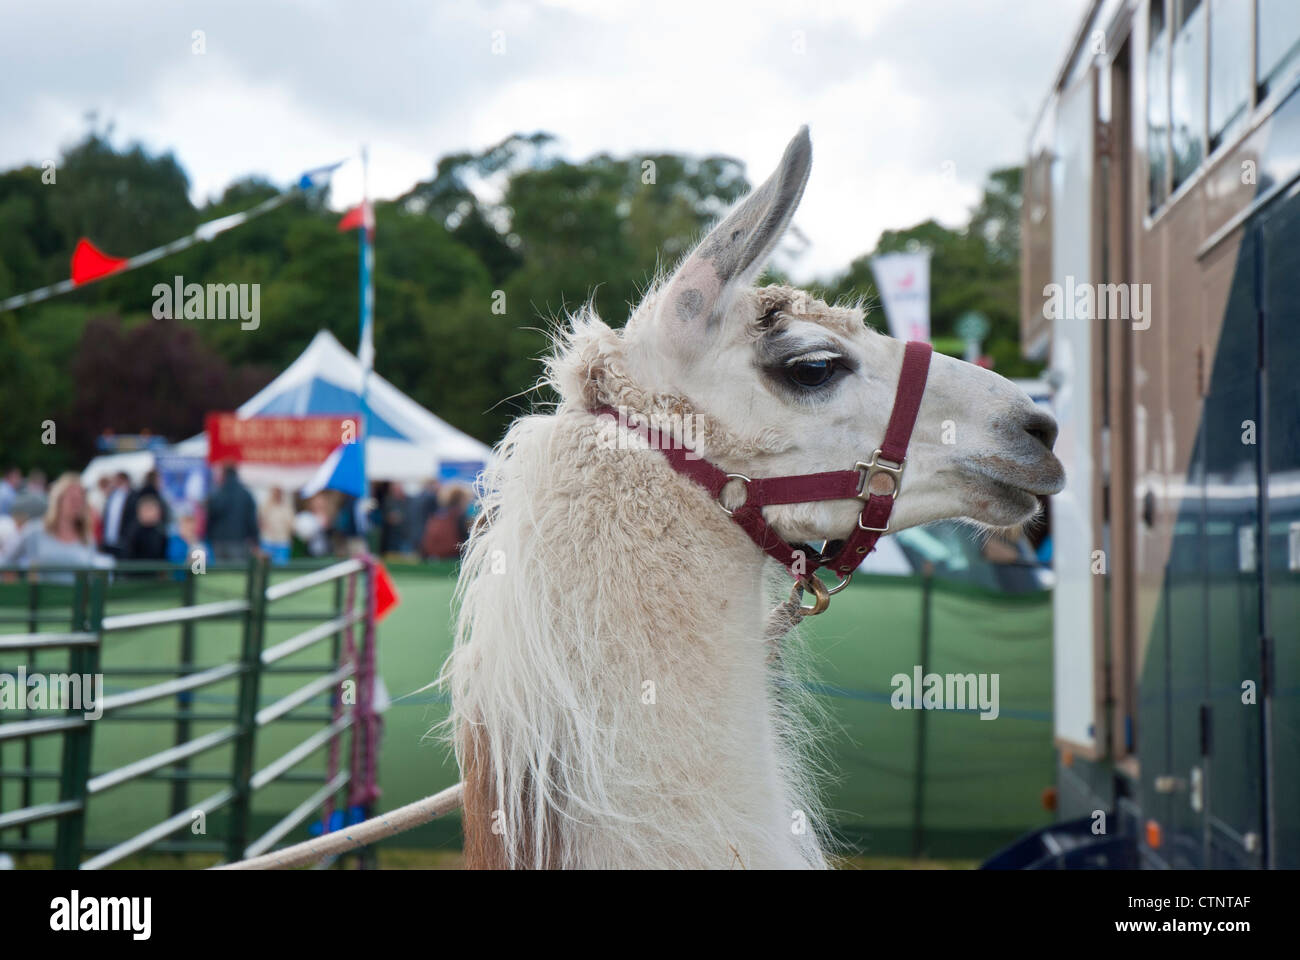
left=213, top=782, right=464, bottom=870
left=0, top=161, right=343, bottom=312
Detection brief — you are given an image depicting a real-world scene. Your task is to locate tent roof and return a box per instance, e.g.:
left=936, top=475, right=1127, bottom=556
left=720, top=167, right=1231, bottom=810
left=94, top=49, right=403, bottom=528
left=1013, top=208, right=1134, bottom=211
left=235, top=329, right=490, bottom=462
left=84, top=330, right=492, bottom=488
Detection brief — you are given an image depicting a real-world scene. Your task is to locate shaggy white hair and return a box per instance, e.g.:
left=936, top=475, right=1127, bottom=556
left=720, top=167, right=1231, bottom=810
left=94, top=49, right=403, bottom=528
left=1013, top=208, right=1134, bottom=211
left=437, top=302, right=834, bottom=869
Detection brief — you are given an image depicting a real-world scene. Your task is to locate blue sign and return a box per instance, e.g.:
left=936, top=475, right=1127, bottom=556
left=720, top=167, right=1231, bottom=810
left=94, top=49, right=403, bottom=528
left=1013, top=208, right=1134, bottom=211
left=438, top=460, right=485, bottom=488
left=155, top=455, right=210, bottom=512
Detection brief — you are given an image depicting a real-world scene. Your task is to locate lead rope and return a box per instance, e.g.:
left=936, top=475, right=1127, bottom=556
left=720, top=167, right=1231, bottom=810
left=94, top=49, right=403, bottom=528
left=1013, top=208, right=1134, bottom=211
left=764, top=594, right=804, bottom=661
left=214, top=783, right=464, bottom=870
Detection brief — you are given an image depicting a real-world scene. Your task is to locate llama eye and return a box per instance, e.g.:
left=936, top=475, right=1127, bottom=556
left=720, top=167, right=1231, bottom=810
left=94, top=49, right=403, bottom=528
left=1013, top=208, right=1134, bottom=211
left=786, top=358, right=838, bottom=388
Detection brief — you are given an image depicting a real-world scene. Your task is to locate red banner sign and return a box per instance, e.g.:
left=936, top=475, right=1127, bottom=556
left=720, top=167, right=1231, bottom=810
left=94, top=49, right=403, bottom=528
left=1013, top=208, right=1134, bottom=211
left=205, top=413, right=357, bottom=465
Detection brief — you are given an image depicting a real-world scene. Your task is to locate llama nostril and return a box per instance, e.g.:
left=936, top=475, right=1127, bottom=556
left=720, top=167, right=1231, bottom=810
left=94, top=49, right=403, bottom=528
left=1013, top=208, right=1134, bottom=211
left=1023, top=410, right=1058, bottom=451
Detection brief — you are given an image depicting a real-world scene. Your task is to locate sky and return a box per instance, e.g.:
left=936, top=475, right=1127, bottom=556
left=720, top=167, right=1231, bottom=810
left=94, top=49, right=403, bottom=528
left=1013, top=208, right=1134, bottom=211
left=1, top=0, right=1090, bottom=283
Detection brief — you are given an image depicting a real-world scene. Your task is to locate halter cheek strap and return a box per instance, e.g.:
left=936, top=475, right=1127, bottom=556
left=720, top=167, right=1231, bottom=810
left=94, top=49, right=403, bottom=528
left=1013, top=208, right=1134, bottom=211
left=591, top=340, right=933, bottom=615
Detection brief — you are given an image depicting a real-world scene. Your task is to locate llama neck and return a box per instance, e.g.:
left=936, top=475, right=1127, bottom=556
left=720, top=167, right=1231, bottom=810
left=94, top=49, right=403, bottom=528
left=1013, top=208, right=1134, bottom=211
left=448, top=408, right=826, bottom=869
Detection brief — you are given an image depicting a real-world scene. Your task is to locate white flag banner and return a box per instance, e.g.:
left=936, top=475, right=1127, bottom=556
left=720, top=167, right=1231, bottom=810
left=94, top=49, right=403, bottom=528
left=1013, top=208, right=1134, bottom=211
left=870, top=251, right=931, bottom=343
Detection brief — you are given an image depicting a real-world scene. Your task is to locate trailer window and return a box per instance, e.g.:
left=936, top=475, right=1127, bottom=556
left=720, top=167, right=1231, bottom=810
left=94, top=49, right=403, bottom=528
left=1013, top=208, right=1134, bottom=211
left=1209, top=0, right=1250, bottom=147
left=1171, top=0, right=1206, bottom=187
left=1148, top=0, right=1171, bottom=211
left=1258, top=0, right=1300, bottom=97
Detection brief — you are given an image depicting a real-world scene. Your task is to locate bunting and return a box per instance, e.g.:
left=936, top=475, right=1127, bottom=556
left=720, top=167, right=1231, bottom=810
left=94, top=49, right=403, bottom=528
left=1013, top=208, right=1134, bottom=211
left=0, top=159, right=346, bottom=312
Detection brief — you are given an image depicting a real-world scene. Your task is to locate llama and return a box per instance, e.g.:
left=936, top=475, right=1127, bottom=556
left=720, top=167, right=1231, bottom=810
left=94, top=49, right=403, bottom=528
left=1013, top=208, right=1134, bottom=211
left=439, top=127, right=1064, bottom=869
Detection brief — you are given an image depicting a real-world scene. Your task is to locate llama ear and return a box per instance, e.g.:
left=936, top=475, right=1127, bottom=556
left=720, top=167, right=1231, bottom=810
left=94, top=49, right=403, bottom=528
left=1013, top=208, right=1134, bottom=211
left=659, top=126, right=811, bottom=339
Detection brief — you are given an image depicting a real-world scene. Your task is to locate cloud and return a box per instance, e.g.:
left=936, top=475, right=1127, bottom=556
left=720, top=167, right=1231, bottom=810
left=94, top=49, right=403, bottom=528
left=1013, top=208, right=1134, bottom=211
left=1, top=0, right=1089, bottom=281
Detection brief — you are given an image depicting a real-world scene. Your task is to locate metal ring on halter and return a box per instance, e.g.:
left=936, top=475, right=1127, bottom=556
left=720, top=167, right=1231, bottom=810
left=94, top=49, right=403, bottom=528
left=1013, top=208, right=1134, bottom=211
left=825, top=572, right=853, bottom=595
left=790, top=575, right=831, bottom=616
left=716, top=473, right=751, bottom=517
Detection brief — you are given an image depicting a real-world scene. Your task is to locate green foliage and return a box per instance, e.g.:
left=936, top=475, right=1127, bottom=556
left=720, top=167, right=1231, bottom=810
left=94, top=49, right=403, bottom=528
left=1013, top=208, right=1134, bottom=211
left=0, top=130, right=1034, bottom=474
left=820, top=165, right=1037, bottom=378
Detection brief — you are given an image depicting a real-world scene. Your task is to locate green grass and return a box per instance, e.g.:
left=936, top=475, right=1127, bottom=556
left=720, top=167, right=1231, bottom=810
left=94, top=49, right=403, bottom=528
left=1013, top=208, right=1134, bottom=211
left=2, top=566, right=1054, bottom=867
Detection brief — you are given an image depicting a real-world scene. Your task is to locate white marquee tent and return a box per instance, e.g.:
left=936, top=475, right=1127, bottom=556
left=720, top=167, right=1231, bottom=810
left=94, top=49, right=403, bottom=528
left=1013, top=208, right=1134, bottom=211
left=82, top=330, right=491, bottom=491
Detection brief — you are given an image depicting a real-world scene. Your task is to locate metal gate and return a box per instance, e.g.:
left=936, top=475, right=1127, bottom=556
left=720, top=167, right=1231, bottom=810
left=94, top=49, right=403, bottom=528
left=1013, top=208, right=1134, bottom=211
left=0, top=556, right=380, bottom=869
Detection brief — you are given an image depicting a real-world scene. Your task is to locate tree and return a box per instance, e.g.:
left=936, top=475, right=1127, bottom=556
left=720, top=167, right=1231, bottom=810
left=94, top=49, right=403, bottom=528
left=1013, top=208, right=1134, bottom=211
left=819, top=166, right=1038, bottom=378
left=0, top=131, right=1038, bottom=474
left=65, top=315, right=272, bottom=462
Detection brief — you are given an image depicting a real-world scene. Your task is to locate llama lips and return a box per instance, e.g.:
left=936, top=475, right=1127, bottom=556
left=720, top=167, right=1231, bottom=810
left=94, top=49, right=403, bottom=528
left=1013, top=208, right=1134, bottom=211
left=965, top=451, right=1065, bottom=499
left=978, top=475, right=1041, bottom=515
left=954, top=459, right=1059, bottom=526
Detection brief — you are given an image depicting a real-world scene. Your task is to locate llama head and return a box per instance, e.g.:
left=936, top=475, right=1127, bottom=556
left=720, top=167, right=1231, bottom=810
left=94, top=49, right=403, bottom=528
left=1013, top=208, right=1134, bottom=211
left=620, top=126, right=1064, bottom=543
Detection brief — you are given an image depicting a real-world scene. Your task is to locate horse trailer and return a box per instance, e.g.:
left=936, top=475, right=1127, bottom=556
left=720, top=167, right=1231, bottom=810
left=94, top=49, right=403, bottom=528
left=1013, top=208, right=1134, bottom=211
left=996, top=0, right=1299, bottom=869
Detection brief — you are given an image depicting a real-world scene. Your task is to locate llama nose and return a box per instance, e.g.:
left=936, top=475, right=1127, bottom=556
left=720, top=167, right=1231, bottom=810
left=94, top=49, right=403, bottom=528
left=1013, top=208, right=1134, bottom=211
left=1021, top=408, right=1058, bottom=451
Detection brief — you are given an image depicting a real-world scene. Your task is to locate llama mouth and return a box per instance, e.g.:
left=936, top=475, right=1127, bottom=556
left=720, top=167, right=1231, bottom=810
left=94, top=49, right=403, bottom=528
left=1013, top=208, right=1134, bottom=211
left=965, top=453, right=1065, bottom=499
left=977, top=475, right=1041, bottom=515
left=958, top=464, right=1054, bottom=523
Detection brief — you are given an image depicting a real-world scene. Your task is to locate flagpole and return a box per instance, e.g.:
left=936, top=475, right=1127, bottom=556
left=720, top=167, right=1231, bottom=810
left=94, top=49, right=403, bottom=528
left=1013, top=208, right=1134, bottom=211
left=357, top=145, right=374, bottom=539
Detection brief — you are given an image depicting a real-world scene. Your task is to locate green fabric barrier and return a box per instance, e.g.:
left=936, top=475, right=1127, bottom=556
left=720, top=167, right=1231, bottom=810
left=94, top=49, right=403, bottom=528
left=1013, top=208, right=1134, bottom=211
left=1, top=565, right=1053, bottom=862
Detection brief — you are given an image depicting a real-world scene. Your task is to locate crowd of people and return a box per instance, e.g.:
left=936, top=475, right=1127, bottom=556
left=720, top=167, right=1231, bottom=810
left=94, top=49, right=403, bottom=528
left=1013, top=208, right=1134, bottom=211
left=0, top=461, right=477, bottom=582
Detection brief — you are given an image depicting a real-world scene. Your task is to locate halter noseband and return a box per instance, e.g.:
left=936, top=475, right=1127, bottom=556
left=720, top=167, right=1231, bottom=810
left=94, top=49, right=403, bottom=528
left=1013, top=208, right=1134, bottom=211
left=590, top=340, right=933, bottom=617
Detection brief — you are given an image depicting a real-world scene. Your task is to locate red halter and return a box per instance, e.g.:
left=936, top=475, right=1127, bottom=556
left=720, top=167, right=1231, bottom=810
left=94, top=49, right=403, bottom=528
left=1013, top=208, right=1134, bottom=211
left=591, top=340, right=933, bottom=615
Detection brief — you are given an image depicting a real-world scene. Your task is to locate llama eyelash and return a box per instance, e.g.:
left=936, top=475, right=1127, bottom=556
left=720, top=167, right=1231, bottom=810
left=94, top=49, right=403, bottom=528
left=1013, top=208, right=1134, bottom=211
left=783, top=350, right=842, bottom=366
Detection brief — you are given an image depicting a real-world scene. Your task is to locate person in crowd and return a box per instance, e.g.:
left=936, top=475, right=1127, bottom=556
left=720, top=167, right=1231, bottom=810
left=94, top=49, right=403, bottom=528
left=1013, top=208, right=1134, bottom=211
left=0, top=466, right=22, bottom=515
left=0, top=473, right=109, bottom=584
left=293, top=493, right=332, bottom=557
left=380, top=483, right=414, bottom=555
left=122, top=468, right=168, bottom=544
left=124, top=494, right=169, bottom=562
left=101, top=471, right=132, bottom=558
left=420, top=484, right=474, bottom=559
left=87, top=474, right=112, bottom=542
left=332, top=491, right=358, bottom=554
left=259, top=487, right=294, bottom=565
left=0, top=510, right=18, bottom=560
left=365, top=481, right=384, bottom=544
left=407, top=479, right=438, bottom=554
left=0, top=491, right=47, bottom=579
left=167, top=511, right=202, bottom=568
left=205, top=461, right=259, bottom=562
left=24, top=469, right=47, bottom=496
left=87, top=474, right=110, bottom=516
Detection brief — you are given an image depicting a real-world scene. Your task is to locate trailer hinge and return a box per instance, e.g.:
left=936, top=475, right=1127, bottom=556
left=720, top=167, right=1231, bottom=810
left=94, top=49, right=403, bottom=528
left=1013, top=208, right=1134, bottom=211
left=1199, top=703, right=1213, bottom=757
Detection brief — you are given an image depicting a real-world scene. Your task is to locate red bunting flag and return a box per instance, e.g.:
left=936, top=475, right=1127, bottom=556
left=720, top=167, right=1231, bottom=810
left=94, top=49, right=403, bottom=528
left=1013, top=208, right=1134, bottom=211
left=338, top=200, right=374, bottom=236
left=70, top=238, right=129, bottom=286
left=372, top=558, right=400, bottom=623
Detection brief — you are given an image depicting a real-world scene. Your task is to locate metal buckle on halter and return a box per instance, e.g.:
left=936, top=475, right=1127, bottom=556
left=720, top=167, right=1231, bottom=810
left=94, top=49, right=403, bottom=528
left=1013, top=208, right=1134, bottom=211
left=855, top=449, right=905, bottom=501
left=716, top=473, right=751, bottom=517
left=853, top=451, right=904, bottom=533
